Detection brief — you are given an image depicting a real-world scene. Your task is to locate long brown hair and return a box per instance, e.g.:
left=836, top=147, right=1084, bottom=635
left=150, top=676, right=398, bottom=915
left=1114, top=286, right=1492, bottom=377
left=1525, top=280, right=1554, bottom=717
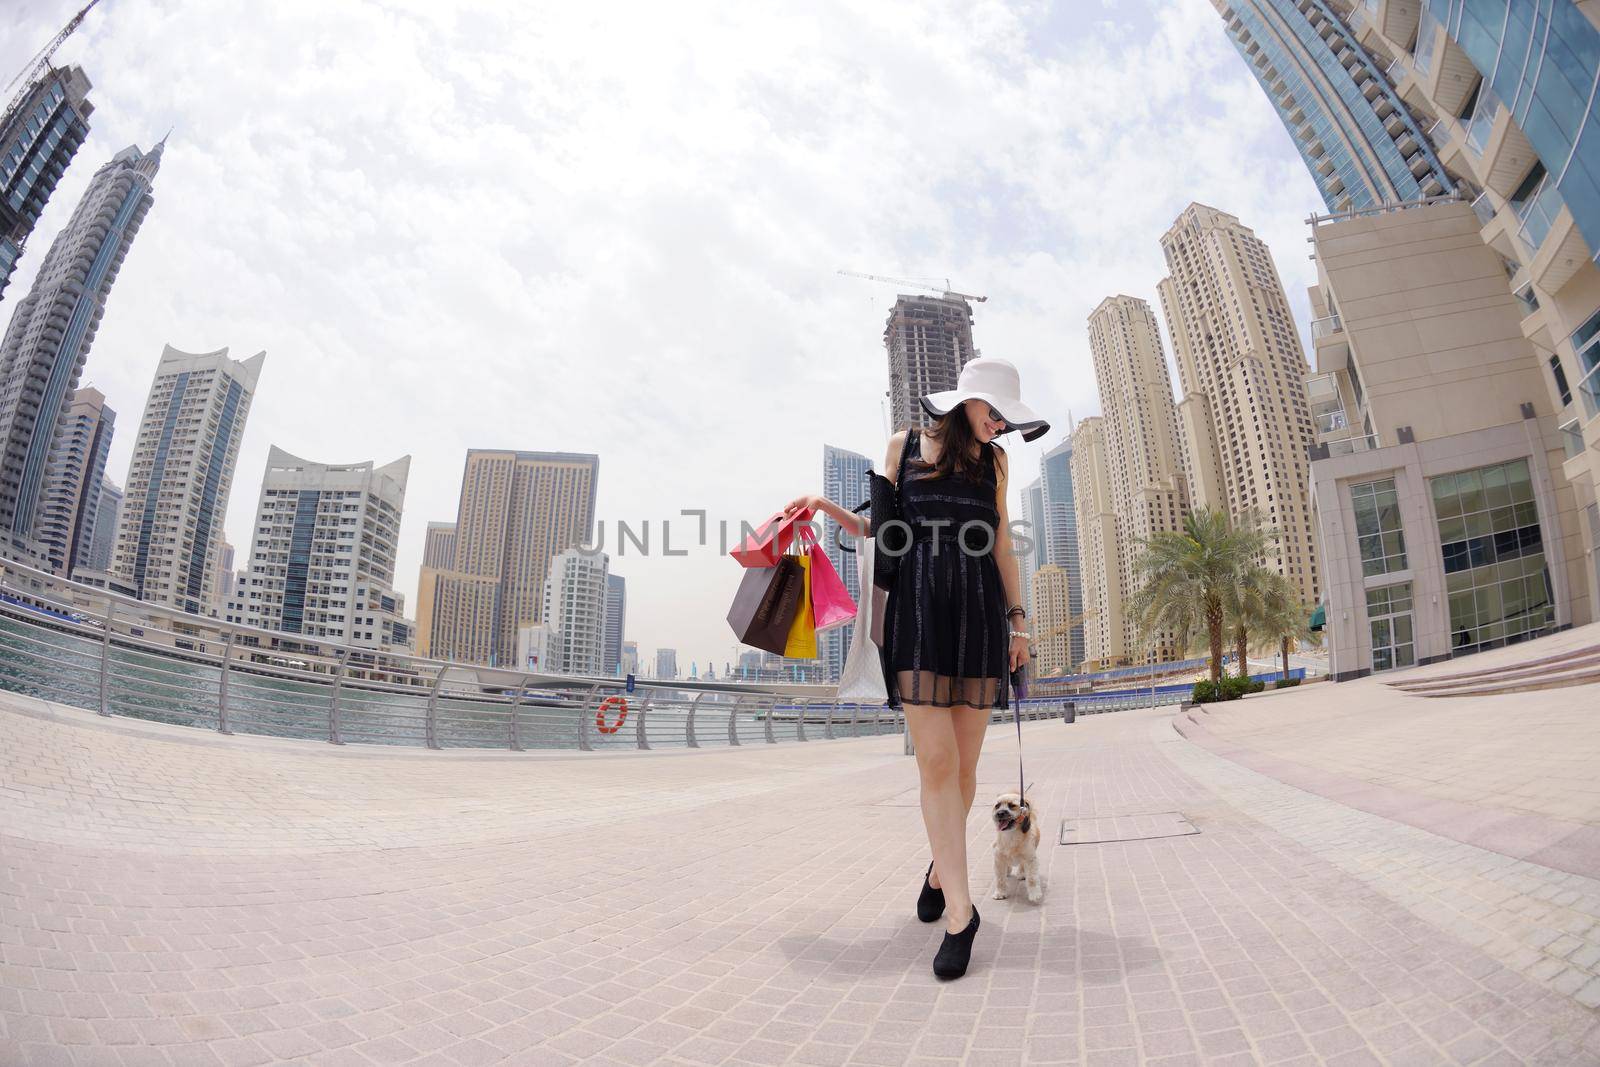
left=900, top=404, right=995, bottom=483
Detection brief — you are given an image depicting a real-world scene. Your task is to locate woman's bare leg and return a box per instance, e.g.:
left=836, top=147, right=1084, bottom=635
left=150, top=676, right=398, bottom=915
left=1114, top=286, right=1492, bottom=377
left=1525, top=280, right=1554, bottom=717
left=925, top=706, right=988, bottom=889
left=906, top=703, right=974, bottom=934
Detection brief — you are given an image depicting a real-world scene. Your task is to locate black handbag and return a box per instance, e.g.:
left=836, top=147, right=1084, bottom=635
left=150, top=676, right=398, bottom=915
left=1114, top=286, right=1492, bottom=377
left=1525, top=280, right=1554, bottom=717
left=845, top=429, right=916, bottom=591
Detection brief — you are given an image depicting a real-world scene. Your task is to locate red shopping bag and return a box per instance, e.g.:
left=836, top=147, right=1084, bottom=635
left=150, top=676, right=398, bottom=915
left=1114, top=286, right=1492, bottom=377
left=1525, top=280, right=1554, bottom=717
left=731, top=506, right=817, bottom=567
left=808, top=544, right=856, bottom=632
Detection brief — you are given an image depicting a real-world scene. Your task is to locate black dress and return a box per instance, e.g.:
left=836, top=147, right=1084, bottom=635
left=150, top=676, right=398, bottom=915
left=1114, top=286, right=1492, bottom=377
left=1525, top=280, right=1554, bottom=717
left=883, top=429, right=1011, bottom=710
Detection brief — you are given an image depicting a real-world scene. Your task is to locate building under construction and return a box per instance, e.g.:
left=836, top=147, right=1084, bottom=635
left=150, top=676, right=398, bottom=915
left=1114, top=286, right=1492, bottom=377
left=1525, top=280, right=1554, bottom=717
left=884, top=295, right=975, bottom=432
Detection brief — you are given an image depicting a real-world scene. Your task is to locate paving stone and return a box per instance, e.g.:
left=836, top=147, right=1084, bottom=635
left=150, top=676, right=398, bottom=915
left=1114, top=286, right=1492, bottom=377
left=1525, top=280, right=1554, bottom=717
left=5, top=685, right=1600, bottom=1065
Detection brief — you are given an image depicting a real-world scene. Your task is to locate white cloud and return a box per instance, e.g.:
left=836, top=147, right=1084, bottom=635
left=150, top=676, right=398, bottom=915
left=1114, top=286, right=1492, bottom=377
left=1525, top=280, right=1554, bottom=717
left=2, top=0, right=1323, bottom=676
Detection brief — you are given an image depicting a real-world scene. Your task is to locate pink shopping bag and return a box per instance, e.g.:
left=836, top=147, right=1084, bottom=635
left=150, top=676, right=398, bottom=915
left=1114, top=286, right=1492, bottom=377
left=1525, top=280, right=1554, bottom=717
left=731, top=507, right=816, bottom=568
left=808, top=543, right=857, bottom=632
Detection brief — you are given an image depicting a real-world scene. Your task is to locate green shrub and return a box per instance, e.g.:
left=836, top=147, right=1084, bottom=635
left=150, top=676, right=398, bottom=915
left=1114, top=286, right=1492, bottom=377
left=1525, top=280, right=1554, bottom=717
left=1273, top=677, right=1302, bottom=689
left=1192, top=676, right=1269, bottom=703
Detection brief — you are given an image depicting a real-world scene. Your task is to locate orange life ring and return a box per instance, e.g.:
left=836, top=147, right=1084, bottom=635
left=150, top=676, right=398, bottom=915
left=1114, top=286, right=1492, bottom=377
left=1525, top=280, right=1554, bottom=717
left=596, top=695, right=629, bottom=734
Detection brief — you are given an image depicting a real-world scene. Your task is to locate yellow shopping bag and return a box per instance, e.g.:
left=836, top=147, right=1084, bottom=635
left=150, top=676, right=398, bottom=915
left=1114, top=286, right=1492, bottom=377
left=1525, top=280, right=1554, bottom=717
left=782, top=551, right=817, bottom=658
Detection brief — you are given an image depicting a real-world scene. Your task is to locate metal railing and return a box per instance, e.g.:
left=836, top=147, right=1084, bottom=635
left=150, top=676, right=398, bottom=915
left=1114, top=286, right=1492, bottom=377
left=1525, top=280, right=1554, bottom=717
left=1311, top=313, right=1343, bottom=339
left=1308, top=192, right=1464, bottom=228
left=0, top=558, right=1080, bottom=751
left=1324, top=432, right=1382, bottom=456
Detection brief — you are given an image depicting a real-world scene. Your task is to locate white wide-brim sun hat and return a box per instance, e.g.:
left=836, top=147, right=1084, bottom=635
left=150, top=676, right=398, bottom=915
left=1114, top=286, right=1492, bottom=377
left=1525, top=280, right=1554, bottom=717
left=920, top=357, right=1051, bottom=443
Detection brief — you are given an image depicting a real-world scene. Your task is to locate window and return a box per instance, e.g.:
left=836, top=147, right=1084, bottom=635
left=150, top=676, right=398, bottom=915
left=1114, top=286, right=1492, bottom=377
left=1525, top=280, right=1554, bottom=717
left=1350, top=478, right=1407, bottom=576
left=1431, top=459, right=1555, bottom=654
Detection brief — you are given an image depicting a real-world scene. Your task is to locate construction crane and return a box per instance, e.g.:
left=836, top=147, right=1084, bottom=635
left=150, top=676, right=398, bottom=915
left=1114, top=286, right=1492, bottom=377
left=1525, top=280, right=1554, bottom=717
left=837, top=269, right=987, bottom=304
left=1, top=0, right=103, bottom=129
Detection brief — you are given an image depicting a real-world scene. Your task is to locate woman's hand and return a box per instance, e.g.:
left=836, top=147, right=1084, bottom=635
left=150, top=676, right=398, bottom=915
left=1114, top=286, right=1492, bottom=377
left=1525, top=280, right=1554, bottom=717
left=1009, top=634, right=1031, bottom=673
left=782, top=494, right=819, bottom=520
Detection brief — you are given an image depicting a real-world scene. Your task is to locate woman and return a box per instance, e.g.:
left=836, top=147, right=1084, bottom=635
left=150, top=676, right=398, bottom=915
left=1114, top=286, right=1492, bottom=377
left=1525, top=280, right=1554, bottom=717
left=782, top=357, right=1050, bottom=979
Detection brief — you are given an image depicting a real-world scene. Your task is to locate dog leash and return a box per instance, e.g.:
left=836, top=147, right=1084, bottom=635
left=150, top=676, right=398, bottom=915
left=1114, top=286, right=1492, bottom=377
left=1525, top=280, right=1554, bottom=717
left=1013, top=669, right=1031, bottom=807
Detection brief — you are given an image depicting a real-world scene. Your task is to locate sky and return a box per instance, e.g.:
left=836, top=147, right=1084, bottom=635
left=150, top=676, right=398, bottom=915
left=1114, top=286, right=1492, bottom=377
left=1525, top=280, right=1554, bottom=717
left=2, top=0, right=1325, bottom=677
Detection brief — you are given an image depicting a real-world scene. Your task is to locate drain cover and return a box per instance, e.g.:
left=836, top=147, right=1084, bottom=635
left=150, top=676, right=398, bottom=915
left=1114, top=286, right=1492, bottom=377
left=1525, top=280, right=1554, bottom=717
left=1058, top=811, right=1198, bottom=845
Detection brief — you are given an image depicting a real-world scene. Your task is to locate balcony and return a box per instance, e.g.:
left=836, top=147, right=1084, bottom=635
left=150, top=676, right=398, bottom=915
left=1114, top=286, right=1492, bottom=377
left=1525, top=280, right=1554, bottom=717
left=1311, top=314, right=1343, bottom=340
left=1378, top=0, right=1421, bottom=44
left=1512, top=176, right=1588, bottom=291
left=1326, top=433, right=1382, bottom=456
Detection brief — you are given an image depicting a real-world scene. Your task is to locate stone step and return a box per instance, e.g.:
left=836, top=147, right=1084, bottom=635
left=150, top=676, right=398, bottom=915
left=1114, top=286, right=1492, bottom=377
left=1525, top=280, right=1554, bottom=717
left=1405, top=662, right=1600, bottom=698
left=1393, top=648, right=1600, bottom=693
left=1388, top=643, right=1600, bottom=689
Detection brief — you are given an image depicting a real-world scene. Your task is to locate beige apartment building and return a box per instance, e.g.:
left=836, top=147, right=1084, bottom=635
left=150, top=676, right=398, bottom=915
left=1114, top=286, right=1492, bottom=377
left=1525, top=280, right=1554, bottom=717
left=1336, top=0, right=1600, bottom=660
left=1069, top=416, right=1127, bottom=670
left=1159, top=203, right=1320, bottom=606
left=1305, top=198, right=1592, bottom=678
left=1029, top=563, right=1072, bottom=678
left=415, top=449, right=599, bottom=668
left=421, top=521, right=456, bottom=569
left=1086, top=296, right=1192, bottom=662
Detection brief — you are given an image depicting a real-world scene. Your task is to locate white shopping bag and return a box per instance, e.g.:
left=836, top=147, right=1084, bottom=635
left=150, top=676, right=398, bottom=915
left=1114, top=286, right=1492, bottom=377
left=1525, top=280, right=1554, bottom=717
left=836, top=537, right=888, bottom=702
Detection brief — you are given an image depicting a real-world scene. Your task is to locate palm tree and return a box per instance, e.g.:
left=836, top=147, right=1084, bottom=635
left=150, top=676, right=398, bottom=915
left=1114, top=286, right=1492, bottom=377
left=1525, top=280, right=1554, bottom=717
left=1223, top=564, right=1275, bottom=680
left=1258, top=572, right=1316, bottom=682
left=1129, top=508, right=1270, bottom=684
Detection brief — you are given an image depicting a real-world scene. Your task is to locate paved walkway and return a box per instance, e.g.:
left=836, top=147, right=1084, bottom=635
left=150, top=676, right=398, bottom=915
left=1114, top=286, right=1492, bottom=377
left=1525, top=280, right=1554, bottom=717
left=2, top=684, right=1599, bottom=1066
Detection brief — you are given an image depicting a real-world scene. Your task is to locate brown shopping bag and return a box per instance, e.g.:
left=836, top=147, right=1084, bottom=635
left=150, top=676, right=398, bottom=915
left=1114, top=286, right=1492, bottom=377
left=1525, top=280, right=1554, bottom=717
left=726, top=554, right=806, bottom=655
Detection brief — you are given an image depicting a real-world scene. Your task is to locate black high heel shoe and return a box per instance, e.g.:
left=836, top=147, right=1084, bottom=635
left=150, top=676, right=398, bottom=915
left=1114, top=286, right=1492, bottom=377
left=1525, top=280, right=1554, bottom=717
left=932, top=904, right=980, bottom=979
left=917, top=860, right=945, bottom=922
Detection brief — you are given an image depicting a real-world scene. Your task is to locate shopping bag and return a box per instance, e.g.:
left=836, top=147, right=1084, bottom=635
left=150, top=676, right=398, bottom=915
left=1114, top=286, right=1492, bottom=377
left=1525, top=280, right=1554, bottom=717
left=809, top=544, right=856, bottom=632
left=726, top=556, right=805, bottom=655
left=837, top=535, right=888, bottom=701
left=731, top=506, right=816, bottom=568
left=783, top=551, right=817, bottom=658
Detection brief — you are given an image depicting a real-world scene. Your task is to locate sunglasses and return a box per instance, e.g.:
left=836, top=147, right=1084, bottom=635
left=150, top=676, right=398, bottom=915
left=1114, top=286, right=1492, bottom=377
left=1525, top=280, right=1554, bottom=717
left=985, top=405, right=1007, bottom=427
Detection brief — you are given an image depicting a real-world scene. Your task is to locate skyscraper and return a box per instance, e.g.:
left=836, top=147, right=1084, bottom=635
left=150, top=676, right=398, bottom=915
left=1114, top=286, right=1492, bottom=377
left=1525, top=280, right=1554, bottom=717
left=0, top=142, right=161, bottom=554
left=885, top=295, right=976, bottom=431
left=1040, top=438, right=1084, bottom=669
left=237, top=447, right=411, bottom=649
left=112, top=344, right=265, bottom=614
left=1069, top=417, right=1125, bottom=669
left=1159, top=203, right=1320, bottom=606
left=1210, top=0, right=1453, bottom=212
left=415, top=449, right=598, bottom=667
left=83, top=477, right=119, bottom=572
left=655, top=647, right=677, bottom=680
left=603, top=572, right=626, bottom=675
left=538, top=547, right=610, bottom=675
left=421, top=521, right=456, bottom=569
left=821, top=443, right=871, bottom=681
left=1086, top=295, right=1192, bottom=661
left=34, top=385, right=112, bottom=577
left=1030, top=564, right=1073, bottom=678
left=1019, top=476, right=1046, bottom=619
left=0, top=65, right=93, bottom=299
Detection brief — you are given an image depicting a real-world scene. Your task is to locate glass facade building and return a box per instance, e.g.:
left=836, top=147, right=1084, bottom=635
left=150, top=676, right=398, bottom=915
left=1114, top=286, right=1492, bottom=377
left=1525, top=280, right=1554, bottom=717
left=1214, top=0, right=1454, bottom=211
left=0, top=66, right=93, bottom=300
left=1421, top=0, right=1600, bottom=263
left=1041, top=439, right=1084, bottom=670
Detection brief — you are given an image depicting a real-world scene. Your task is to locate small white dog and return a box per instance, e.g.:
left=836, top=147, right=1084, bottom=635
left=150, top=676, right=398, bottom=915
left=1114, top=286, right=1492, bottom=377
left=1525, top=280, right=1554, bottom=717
left=990, top=791, right=1044, bottom=903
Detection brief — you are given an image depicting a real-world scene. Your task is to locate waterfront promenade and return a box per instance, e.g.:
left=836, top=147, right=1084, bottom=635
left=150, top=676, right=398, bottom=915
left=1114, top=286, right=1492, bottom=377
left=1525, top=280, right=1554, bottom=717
left=4, top=628, right=1600, bottom=1065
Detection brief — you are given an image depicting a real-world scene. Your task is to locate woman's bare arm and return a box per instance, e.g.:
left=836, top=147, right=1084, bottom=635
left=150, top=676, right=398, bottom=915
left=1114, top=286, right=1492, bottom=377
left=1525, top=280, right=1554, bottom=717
left=780, top=430, right=906, bottom=537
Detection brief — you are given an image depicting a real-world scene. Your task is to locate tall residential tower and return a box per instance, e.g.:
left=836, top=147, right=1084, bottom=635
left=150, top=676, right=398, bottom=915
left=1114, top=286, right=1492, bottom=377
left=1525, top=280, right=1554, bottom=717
left=0, top=65, right=93, bottom=298
left=237, top=447, right=412, bottom=649
left=1086, top=295, right=1192, bottom=661
left=1159, top=203, right=1320, bottom=605
left=415, top=449, right=599, bottom=667
left=0, top=142, right=161, bottom=557
left=111, top=344, right=265, bottom=614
